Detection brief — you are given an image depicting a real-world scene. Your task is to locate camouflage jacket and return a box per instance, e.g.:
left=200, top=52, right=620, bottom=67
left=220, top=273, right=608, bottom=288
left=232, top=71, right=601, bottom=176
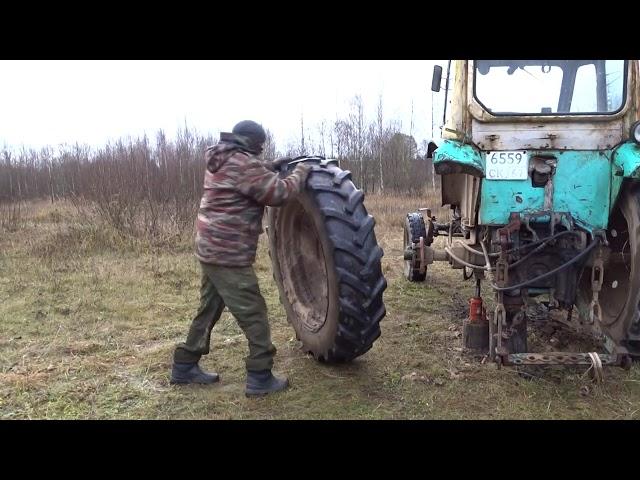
left=195, top=142, right=311, bottom=266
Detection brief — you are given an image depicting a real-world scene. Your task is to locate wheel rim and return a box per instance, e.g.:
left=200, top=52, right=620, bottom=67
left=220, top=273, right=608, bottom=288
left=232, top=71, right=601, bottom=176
left=403, top=221, right=412, bottom=278
left=275, top=199, right=329, bottom=333
left=599, top=201, right=633, bottom=325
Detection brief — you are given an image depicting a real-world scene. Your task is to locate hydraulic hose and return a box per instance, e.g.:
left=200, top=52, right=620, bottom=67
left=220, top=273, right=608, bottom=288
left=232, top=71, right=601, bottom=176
left=489, top=238, right=600, bottom=292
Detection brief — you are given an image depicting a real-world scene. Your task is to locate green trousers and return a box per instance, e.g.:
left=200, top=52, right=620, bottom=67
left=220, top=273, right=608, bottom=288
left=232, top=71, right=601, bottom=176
left=173, top=262, right=276, bottom=371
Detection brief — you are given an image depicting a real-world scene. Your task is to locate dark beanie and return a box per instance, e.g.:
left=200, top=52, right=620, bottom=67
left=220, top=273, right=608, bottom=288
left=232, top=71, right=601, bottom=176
left=231, top=120, right=266, bottom=154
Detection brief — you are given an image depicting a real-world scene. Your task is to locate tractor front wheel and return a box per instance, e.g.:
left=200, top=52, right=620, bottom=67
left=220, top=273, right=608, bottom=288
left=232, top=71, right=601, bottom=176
left=403, top=212, right=428, bottom=282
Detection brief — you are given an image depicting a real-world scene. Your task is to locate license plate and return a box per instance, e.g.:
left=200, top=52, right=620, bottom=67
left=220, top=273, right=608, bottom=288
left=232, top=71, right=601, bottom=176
left=486, top=151, right=529, bottom=180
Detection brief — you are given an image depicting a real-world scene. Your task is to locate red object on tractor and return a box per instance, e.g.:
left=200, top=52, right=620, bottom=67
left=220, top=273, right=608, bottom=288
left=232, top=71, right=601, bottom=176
left=469, top=297, right=485, bottom=323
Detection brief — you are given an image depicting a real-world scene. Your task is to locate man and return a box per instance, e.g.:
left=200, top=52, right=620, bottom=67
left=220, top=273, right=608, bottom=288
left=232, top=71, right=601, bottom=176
left=170, top=120, right=311, bottom=396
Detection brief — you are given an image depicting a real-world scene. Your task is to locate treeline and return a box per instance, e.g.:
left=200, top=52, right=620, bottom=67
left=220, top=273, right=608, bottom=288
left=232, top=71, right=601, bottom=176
left=0, top=95, right=439, bottom=236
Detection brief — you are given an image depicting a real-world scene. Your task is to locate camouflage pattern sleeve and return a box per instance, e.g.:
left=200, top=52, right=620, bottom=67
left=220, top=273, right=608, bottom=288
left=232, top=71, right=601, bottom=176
left=194, top=144, right=312, bottom=266
left=235, top=160, right=311, bottom=206
left=259, top=158, right=277, bottom=172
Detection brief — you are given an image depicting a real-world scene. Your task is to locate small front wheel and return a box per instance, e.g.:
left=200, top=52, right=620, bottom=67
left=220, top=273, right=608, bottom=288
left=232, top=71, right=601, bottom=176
left=404, top=212, right=427, bottom=282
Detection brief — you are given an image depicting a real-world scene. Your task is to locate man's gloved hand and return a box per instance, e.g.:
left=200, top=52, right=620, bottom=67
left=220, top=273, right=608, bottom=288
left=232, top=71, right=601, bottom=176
left=292, top=163, right=312, bottom=186
left=272, top=156, right=292, bottom=170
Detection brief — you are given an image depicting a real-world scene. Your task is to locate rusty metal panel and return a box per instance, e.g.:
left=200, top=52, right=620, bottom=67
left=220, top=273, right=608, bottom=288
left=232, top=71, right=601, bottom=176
left=471, top=119, right=624, bottom=151
left=442, top=60, right=469, bottom=142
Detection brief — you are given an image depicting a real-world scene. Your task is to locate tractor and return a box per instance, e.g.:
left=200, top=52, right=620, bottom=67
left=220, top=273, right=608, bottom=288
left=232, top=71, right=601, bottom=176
left=402, top=60, right=640, bottom=377
left=263, top=60, right=640, bottom=381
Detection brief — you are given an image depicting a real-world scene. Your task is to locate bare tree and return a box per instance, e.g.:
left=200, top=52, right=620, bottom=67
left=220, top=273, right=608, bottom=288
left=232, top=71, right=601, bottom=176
left=376, top=94, right=384, bottom=193
left=318, top=120, right=327, bottom=158
left=262, top=129, right=277, bottom=160
left=300, top=113, right=305, bottom=156
left=346, top=95, right=366, bottom=190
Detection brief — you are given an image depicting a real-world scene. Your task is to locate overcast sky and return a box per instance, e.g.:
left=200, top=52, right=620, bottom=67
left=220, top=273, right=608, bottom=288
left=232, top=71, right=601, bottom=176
left=0, top=60, right=446, bottom=153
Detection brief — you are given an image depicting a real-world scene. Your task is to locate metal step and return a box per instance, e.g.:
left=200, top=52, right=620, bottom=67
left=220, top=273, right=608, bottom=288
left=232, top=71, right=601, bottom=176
left=504, top=352, right=628, bottom=367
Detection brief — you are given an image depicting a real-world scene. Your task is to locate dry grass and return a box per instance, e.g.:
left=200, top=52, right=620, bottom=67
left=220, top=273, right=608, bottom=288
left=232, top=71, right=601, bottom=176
left=1, top=195, right=640, bottom=419
left=363, top=190, right=446, bottom=228
left=0, top=201, right=26, bottom=233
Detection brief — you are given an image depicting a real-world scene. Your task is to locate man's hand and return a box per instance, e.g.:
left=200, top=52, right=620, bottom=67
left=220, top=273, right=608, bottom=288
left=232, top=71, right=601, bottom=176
left=292, top=163, right=312, bottom=187
left=272, top=156, right=292, bottom=170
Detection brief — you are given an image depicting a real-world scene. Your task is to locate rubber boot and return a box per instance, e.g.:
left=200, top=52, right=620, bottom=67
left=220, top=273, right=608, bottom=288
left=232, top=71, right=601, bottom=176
left=245, top=369, right=289, bottom=397
left=170, top=362, right=220, bottom=385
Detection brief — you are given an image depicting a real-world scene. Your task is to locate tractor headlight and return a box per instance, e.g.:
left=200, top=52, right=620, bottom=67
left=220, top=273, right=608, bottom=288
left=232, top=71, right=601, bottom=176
left=631, top=121, right=640, bottom=144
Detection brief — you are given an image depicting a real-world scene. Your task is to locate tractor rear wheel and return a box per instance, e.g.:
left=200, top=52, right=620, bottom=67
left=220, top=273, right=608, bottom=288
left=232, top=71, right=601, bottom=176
left=586, top=184, right=640, bottom=355
left=267, top=158, right=387, bottom=363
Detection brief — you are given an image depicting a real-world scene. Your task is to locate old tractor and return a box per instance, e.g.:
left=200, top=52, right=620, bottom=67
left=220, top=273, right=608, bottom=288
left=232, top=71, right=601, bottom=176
left=404, top=60, right=640, bottom=377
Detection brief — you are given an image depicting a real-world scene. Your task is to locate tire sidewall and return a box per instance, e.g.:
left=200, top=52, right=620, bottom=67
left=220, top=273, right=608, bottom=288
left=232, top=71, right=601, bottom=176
left=268, top=188, right=341, bottom=358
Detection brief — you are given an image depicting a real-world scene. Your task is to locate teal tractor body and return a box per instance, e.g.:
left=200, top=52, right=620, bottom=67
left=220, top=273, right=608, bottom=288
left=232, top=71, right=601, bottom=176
left=435, top=139, right=640, bottom=231
left=405, top=60, right=640, bottom=369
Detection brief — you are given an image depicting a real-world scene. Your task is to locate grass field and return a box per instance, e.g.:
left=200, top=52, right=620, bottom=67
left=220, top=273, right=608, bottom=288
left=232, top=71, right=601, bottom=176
left=2, top=195, right=640, bottom=419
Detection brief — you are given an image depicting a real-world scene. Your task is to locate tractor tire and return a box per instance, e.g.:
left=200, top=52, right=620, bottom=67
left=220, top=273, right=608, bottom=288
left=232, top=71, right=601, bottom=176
left=404, top=212, right=427, bottom=282
left=267, top=158, right=387, bottom=363
left=582, top=183, right=640, bottom=356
